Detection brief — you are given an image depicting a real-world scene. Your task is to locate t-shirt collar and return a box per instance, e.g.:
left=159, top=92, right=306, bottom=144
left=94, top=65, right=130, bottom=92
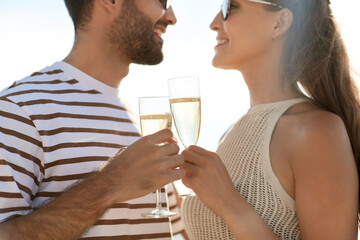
left=51, top=61, right=120, bottom=98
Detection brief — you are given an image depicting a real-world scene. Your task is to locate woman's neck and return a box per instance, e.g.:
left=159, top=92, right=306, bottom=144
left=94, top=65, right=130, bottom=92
left=240, top=46, right=298, bottom=107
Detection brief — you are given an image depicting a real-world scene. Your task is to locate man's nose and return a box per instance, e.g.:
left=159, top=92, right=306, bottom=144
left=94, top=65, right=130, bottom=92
left=163, top=7, right=177, bottom=25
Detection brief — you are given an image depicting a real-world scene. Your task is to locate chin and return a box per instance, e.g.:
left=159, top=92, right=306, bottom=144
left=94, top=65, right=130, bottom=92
left=131, top=49, right=164, bottom=65
left=212, top=57, right=234, bottom=70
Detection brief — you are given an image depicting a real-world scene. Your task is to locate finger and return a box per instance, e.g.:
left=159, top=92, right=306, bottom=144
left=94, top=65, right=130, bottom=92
left=161, top=136, right=178, bottom=144
left=181, top=148, right=206, bottom=166
left=149, top=129, right=174, bottom=144
left=182, top=161, right=199, bottom=177
left=170, top=136, right=178, bottom=144
left=181, top=176, right=193, bottom=189
left=187, top=145, right=213, bottom=156
left=166, top=168, right=186, bottom=183
left=164, top=154, right=184, bottom=170
left=114, top=146, right=127, bottom=156
left=158, top=142, right=180, bottom=156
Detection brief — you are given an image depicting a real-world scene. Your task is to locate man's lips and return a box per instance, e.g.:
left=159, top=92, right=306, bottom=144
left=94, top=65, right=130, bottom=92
left=154, top=26, right=166, bottom=40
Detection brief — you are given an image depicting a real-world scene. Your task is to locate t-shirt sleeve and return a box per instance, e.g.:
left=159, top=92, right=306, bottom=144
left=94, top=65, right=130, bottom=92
left=0, top=97, right=44, bottom=222
left=167, top=183, right=185, bottom=235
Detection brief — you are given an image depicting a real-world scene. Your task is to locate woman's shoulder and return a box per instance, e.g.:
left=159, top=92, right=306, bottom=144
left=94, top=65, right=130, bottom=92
left=285, top=101, right=347, bottom=143
left=282, top=101, right=355, bottom=171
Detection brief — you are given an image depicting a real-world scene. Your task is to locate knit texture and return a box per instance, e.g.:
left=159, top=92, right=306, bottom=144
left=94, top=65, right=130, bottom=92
left=182, top=98, right=307, bottom=240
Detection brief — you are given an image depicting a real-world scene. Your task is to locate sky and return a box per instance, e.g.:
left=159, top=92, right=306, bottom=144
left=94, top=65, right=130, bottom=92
left=0, top=0, right=359, bottom=152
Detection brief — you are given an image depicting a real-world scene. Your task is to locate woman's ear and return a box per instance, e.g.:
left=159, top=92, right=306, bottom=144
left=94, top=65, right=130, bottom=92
left=272, top=9, right=293, bottom=38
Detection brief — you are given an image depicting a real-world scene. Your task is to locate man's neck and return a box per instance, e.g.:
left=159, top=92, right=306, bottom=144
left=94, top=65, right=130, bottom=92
left=63, top=37, right=130, bottom=88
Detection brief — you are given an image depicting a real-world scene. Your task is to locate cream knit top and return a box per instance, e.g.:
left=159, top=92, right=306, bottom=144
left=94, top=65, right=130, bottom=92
left=182, top=98, right=307, bottom=240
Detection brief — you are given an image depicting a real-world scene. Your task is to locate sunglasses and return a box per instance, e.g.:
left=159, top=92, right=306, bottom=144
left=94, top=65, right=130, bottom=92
left=222, top=0, right=283, bottom=20
left=159, top=0, right=172, bottom=10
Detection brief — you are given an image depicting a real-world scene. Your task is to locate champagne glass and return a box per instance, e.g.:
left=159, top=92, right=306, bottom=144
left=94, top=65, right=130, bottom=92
left=168, top=76, right=201, bottom=197
left=139, top=96, right=177, bottom=218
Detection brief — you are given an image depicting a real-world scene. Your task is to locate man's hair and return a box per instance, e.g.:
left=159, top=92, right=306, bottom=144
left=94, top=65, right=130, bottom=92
left=64, top=0, right=94, bottom=31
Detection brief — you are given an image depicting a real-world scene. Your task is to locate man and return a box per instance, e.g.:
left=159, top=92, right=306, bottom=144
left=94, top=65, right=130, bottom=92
left=0, top=0, right=186, bottom=239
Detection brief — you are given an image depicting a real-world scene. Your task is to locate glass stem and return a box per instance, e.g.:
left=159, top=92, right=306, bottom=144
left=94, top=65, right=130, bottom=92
left=155, top=188, right=163, bottom=210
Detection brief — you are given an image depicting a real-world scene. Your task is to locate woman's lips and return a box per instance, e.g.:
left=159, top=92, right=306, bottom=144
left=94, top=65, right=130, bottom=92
left=215, top=37, right=229, bottom=48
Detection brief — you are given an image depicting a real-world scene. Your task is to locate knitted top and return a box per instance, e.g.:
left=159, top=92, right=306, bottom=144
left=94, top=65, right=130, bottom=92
left=182, top=98, right=307, bottom=240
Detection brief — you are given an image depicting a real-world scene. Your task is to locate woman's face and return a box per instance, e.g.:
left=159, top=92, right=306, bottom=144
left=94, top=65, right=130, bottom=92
left=210, top=0, right=280, bottom=70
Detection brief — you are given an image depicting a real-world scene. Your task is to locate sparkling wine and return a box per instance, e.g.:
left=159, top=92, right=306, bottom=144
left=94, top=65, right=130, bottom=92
left=140, top=114, right=172, bottom=136
left=170, top=97, right=201, bottom=148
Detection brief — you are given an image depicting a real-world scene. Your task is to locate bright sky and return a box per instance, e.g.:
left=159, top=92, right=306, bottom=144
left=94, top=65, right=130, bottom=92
left=0, top=0, right=359, bottom=152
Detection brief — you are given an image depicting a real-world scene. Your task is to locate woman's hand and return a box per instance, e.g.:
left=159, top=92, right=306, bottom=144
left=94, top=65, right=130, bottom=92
left=182, top=146, right=281, bottom=239
left=181, top=145, right=239, bottom=218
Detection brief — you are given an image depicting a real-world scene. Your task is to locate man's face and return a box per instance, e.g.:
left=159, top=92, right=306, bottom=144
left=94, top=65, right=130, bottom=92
left=109, top=0, right=176, bottom=65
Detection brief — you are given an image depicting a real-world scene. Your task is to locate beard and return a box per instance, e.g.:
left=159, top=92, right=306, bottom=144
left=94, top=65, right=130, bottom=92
left=109, top=0, right=165, bottom=65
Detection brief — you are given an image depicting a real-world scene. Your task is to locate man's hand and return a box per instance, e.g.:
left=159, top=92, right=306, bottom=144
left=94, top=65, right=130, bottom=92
left=100, top=128, right=186, bottom=203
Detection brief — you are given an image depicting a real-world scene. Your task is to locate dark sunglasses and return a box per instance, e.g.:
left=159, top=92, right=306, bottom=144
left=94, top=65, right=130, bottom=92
left=159, top=0, right=172, bottom=10
left=222, top=0, right=283, bottom=20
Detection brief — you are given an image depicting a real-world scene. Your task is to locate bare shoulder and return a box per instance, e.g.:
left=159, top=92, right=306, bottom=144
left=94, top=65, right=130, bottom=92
left=284, top=102, right=351, bottom=153
left=278, top=101, right=356, bottom=179
left=287, top=102, right=344, bottom=131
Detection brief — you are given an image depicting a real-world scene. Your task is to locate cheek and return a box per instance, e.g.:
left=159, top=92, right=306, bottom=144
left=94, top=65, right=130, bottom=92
left=140, top=2, right=165, bottom=23
left=212, top=19, right=274, bottom=69
left=228, top=22, right=273, bottom=58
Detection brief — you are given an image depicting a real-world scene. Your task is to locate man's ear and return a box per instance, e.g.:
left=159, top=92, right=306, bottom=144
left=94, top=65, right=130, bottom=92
left=97, top=0, right=118, bottom=14
left=272, top=9, right=293, bottom=38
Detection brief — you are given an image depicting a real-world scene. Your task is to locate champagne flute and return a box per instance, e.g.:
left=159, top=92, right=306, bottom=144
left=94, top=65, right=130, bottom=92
left=139, top=96, right=177, bottom=218
left=168, top=76, right=201, bottom=197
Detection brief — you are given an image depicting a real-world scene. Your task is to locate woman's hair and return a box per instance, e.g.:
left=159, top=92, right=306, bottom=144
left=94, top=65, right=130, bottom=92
left=64, top=0, right=94, bottom=32
left=268, top=0, right=360, bottom=218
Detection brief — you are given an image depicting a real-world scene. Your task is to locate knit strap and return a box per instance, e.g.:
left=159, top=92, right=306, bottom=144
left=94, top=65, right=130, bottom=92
left=262, top=98, right=307, bottom=209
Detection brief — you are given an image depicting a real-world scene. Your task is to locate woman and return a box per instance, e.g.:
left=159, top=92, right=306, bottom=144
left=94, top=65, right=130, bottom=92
left=180, top=0, right=360, bottom=239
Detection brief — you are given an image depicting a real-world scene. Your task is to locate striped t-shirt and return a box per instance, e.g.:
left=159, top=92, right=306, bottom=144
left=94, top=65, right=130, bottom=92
left=0, top=61, right=183, bottom=239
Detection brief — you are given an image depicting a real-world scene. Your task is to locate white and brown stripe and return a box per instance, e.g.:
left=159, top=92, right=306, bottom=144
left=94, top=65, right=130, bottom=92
left=0, top=62, right=184, bottom=239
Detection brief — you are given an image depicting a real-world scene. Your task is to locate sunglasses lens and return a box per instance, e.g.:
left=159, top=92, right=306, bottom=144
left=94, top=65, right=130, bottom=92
left=166, top=0, right=172, bottom=9
left=222, top=0, right=229, bottom=20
